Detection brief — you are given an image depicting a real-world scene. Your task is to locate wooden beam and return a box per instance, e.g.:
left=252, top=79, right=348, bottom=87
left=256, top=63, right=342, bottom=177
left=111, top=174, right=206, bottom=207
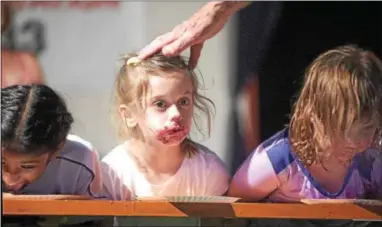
left=3, top=199, right=382, bottom=221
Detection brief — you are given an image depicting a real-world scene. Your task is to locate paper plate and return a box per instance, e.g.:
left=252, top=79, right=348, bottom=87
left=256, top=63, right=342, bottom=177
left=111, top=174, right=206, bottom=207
left=2, top=193, right=90, bottom=200
left=135, top=196, right=240, bottom=203
left=301, top=199, right=382, bottom=206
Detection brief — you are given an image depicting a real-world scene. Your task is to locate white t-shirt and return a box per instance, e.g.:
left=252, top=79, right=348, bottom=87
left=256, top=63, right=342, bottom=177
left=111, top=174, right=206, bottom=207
left=101, top=142, right=230, bottom=200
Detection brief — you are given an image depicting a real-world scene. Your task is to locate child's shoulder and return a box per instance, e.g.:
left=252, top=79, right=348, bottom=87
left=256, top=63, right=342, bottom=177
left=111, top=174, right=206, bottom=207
left=64, top=134, right=95, bottom=151
left=20, top=135, right=101, bottom=195
left=101, top=142, right=130, bottom=165
left=260, top=128, right=290, bottom=151
left=251, top=129, right=296, bottom=174
left=57, top=134, right=98, bottom=166
left=188, top=142, right=227, bottom=167
left=192, top=142, right=219, bottom=157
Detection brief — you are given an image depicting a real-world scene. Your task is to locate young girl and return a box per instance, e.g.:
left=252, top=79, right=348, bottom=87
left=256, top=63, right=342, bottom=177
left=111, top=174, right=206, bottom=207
left=229, top=45, right=382, bottom=202
left=101, top=53, right=230, bottom=200
left=2, top=84, right=107, bottom=226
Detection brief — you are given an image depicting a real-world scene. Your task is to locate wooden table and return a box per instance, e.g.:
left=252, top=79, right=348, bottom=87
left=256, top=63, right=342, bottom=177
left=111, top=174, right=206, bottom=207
left=3, top=198, right=382, bottom=221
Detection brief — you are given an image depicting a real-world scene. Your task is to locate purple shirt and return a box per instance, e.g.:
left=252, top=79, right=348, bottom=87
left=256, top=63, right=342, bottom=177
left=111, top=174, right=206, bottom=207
left=232, top=128, right=382, bottom=201
left=14, top=134, right=104, bottom=198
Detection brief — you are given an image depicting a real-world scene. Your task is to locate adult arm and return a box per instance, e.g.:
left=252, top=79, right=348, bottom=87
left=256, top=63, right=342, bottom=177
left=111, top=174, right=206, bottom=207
left=138, top=1, right=252, bottom=68
left=1, top=51, right=44, bottom=88
left=20, top=52, right=45, bottom=84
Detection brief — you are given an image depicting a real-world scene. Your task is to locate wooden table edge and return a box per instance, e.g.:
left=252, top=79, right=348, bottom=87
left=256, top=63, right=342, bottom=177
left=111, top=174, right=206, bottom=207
left=2, top=199, right=382, bottom=221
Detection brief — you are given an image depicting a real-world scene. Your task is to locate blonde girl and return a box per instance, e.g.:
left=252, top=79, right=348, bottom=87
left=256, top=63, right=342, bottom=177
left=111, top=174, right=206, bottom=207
left=229, top=45, right=382, bottom=202
left=102, top=53, right=230, bottom=200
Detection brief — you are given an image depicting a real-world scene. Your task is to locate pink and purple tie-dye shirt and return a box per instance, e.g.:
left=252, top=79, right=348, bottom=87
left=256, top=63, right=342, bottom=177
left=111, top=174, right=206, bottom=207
left=232, top=128, right=382, bottom=202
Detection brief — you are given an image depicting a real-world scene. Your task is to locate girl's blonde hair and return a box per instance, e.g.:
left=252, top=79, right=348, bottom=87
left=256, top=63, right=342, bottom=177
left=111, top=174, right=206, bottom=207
left=289, top=45, right=382, bottom=166
left=112, top=53, right=215, bottom=155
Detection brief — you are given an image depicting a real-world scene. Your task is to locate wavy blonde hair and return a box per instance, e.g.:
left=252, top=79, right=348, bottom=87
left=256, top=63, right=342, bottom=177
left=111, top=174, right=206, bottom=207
left=289, top=45, right=382, bottom=166
left=111, top=53, right=215, bottom=156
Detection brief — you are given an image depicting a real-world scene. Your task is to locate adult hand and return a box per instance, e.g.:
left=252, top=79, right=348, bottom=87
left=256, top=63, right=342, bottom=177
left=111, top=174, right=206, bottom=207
left=138, top=1, right=251, bottom=68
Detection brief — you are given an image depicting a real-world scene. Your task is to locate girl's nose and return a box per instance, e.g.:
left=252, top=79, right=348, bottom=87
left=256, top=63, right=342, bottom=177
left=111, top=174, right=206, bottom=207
left=168, top=105, right=181, bottom=121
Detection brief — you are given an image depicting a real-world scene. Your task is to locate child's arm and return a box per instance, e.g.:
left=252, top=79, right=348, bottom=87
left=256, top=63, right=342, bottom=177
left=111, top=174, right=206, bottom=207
left=20, top=52, right=45, bottom=84
left=228, top=147, right=279, bottom=201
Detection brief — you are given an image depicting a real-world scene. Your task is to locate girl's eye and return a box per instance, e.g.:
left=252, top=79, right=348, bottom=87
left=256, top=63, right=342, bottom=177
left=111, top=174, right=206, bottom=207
left=21, top=165, right=36, bottom=170
left=154, top=101, right=166, bottom=109
left=179, top=98, right=190, bottom=106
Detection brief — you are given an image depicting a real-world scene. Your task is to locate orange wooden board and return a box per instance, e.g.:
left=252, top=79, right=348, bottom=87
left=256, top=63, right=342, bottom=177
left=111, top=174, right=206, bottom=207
left=2, top=199, right=382, bottom=220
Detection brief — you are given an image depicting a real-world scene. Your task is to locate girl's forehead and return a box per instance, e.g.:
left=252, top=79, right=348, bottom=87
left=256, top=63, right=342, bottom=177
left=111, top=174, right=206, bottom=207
left=2, top=149, right=48, bottom=162
left=147, top=69, right=189, bottom=79
left=147, top=73, right=193, bottom=91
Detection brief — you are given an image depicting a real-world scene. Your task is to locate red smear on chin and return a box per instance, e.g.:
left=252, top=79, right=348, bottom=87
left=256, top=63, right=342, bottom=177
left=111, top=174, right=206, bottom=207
left=156, top=125, right=188, bottom=144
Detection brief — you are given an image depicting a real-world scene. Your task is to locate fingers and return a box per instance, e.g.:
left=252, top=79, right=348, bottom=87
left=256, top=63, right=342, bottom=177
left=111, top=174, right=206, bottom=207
left=162, top=30, right=196, bottom=57
left=138, top=24, right=202, bottom=66
left=138, top=32, right=176, bottom=60
left=188, top=43, right=204, bottom=69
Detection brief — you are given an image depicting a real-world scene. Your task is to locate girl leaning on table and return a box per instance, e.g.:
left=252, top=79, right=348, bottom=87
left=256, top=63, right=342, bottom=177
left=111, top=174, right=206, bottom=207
left=228, top=45, right=382, bottom=226
left=101, top=53, right=230, bottom=200
left=1, top=84, right=110, bottom=226
left=229, top=45, right=382, bottom=202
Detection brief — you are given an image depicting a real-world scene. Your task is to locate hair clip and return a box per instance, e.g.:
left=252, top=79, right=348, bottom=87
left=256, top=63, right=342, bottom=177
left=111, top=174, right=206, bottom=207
left=126, top=57, right=141, bottom=67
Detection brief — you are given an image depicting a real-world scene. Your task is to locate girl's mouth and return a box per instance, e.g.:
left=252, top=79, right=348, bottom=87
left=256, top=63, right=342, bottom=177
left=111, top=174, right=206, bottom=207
left=164, top=125, right=184, bottom=134
left=5, top=183, right=25, bottom=192
left=157, top=125, right=188, bottom=143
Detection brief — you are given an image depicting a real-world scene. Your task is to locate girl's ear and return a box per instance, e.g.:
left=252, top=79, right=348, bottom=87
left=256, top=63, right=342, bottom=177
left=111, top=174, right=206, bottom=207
left=119, top=104, right=137, bottom=128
